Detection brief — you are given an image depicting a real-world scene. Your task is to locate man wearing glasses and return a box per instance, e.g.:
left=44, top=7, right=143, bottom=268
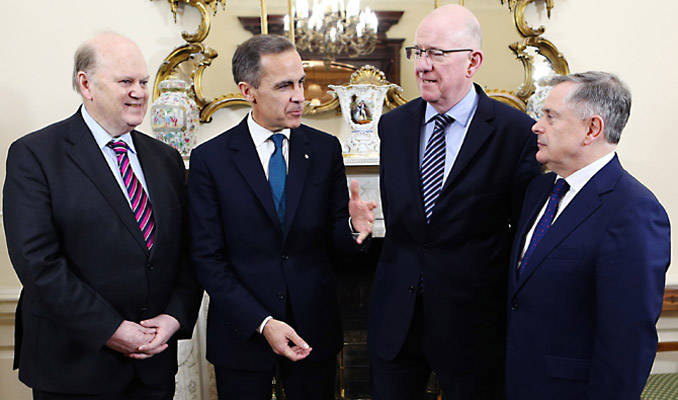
left=368, top=4, right=541, bottom=399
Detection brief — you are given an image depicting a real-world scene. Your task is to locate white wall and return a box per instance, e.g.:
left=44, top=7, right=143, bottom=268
left=1, top=1, right=677, bottom=395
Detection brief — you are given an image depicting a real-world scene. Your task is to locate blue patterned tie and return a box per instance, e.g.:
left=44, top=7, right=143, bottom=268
left=518, top=178, right=569, bottom=276
left=421, top=113, right=454, bottom=223
left=268, top=134, right=287, bottom=227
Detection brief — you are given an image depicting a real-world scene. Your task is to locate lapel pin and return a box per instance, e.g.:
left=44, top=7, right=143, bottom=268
left=304, top=154, right=309, bottom=159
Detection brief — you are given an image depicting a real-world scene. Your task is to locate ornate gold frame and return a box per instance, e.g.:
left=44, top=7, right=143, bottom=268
left=152, top=0, right=568, bottom=121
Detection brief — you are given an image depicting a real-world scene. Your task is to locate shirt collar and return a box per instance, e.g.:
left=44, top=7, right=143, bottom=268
left=81, top=105, right=137, bottom=154
left=557, top=151, right=616, bottom=194
left=247, top=111, right=291, bottom=147
left=424, top=85, right=478, bottom=128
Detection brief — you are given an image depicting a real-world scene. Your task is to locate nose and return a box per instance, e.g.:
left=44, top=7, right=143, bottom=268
left=532, top=119, right=543, bottom=134
left=291, top=83, right=305, bottom=104
left=130, top=82, right=147, bottom=99
left=415, top=53, right=432, bottom=74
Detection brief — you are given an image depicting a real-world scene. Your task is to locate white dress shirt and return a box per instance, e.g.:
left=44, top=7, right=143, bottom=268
left=519, top=151, right=616, bottom=265
left=420, top=85, right=479, bottom=184
left=81, top=106, right=151, bottom=206
left=247, top=112, right=290, bottom=176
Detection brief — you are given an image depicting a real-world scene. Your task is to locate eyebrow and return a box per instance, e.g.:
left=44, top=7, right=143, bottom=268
left=274, top=75, right=306, bottom=88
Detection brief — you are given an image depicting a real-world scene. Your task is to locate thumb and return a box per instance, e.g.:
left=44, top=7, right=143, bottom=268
left=350, top=179, right=360, bottom=201
left=286, top=329, right=310, bottom=350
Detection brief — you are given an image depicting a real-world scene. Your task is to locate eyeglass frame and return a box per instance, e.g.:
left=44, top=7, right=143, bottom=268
left=405, top=46, right=474, bottom=62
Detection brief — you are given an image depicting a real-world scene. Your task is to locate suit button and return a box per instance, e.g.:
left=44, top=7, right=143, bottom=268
left=147, top=263, right=154, bottom=271
left=277, top=292, right=286, bottom=300
left=140, top=305, right=148, bottom=312
left=408, top=286, right=415, bottom=293
left=511, top=304, right=519, bottom=311
left=282, top=255, right=289, bottom=261
left=422, top=243, right=431, bottom=252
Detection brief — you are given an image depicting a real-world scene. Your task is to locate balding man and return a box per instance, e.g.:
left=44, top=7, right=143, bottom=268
left=506, top=72, right=670, bottom=399
left=3, top=33, right=202, bottom=399
left=369, top=5, right=540, bottom=399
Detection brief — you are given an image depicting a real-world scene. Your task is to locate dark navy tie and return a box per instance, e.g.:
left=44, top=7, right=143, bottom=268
left=421, top=113, right=454, bottom=223
left=268, top=134, right=287, bottom=227
left=518, top=178, right=569, bottom=276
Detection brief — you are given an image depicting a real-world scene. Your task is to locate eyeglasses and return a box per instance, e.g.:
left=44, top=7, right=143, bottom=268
left=405, top=46, right=473, bottom=62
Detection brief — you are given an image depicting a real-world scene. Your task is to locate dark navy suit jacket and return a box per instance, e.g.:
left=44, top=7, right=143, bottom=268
left=506, top=156, right=670, bottom=399
left=3, top=110, right=202, bottom=394
left=188, top=118, right=359, bottom=371
left=369, top=85, right=541, bottom=374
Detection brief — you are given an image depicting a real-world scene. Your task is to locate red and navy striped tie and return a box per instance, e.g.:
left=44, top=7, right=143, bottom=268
left=107, top=140, right=156, bottom=249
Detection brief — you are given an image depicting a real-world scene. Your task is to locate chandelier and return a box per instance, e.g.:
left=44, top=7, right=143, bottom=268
left=284, top=0, right=379, bottom=67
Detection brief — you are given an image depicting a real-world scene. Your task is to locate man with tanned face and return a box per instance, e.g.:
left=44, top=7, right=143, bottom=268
left=506, top=71, right=670, bottom=399
left=4, top=33, right=203, bottom=399
left=188, top=34, right=376, bottom=400
left=369, top=5, right=541, bottom=399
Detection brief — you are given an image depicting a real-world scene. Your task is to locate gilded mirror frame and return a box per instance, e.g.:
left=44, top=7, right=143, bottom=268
left=151, top=0, right=569, bottom=122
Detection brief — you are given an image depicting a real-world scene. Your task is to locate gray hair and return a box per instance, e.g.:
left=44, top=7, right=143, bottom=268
left=72, top=42, right=98, bottom=95
left=232, top=35, right=296, bottom=88
left=546, top=71, right=631, bottom=144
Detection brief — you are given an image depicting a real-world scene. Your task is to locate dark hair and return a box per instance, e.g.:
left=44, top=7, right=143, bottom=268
left=546, top=71, right=631, bottom=144
left=232, top=35, right=296, bottom=88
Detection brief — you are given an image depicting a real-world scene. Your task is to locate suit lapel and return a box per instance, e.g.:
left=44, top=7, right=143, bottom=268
left=440, top=85, right=495, bottom=195
left=404, top=99, right=428, bottom=223
left=230, top=119, right=282, bottom=234
left=64, top=114, right=149, bottom=253
left=508, top=174, right=554, bottom=287
left=513, top=157, right=623, bottom=295
left=284, top=127, right=311, bottom=242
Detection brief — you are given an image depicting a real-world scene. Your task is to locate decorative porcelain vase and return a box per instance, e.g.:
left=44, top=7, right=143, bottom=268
left=151, top=79, right=199, bottom=162
left=328, top=83, right=397, bottom=164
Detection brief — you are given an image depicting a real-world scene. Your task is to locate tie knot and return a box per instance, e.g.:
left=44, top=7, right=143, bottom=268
left=553, top=178, right=569, bottom=198
left=107, top=140, right=130, bottom=155
left=270, top=134, right=285, bottom=149
left=432, top=113, right=454, bottom=131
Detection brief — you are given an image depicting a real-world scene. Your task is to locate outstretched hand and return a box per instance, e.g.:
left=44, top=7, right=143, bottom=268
left=349, top=179, right=378, bottom=244
left=262, top=318, right=312, bottom=362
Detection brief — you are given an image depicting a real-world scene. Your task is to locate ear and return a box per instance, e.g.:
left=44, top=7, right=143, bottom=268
left=466, top=50, right=484, bottom=78
left=78, top=71, right=93, bottom=101
left=583, top=115, right=605, bottom=145
left=238, top=81, right=256, bottom=104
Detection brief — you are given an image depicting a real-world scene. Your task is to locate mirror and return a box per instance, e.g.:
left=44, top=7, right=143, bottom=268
left=152, top=0, right=569, bottom=122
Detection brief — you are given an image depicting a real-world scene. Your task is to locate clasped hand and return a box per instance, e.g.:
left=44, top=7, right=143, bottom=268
left=105, top=314, right=180, bottom=359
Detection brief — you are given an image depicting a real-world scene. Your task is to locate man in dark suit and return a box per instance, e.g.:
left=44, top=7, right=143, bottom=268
left=506, top=71, right=670, bottom=399
left=3, top=33, right=203, bottom=399
left=188, top=34, right=376, bottom=400
left=369, top=5, right=541, bottom=399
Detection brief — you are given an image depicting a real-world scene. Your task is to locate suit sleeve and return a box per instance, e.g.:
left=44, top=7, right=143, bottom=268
left=161, top=150, right=204, bottom=339
left=187, top=149, right=269, bottom=339
left=509, top=122, right=542, bottom=230
left=3, top=140, right=122, bottom=351
left=327, top=136, right=362, bottom=254
left=586, top=195, right=670, bottom=398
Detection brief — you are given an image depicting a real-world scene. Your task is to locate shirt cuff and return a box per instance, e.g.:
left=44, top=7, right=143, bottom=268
left=257, top=316, right=273, bottom=334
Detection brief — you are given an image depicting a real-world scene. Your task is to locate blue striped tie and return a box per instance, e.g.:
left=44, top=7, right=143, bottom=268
left=107, top=140, right=155, bottom=249
left=421, top=114, right=454, bottom=223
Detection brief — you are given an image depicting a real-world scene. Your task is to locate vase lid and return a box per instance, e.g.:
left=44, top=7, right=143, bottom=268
left=158, top=79, right=188, bottom=91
